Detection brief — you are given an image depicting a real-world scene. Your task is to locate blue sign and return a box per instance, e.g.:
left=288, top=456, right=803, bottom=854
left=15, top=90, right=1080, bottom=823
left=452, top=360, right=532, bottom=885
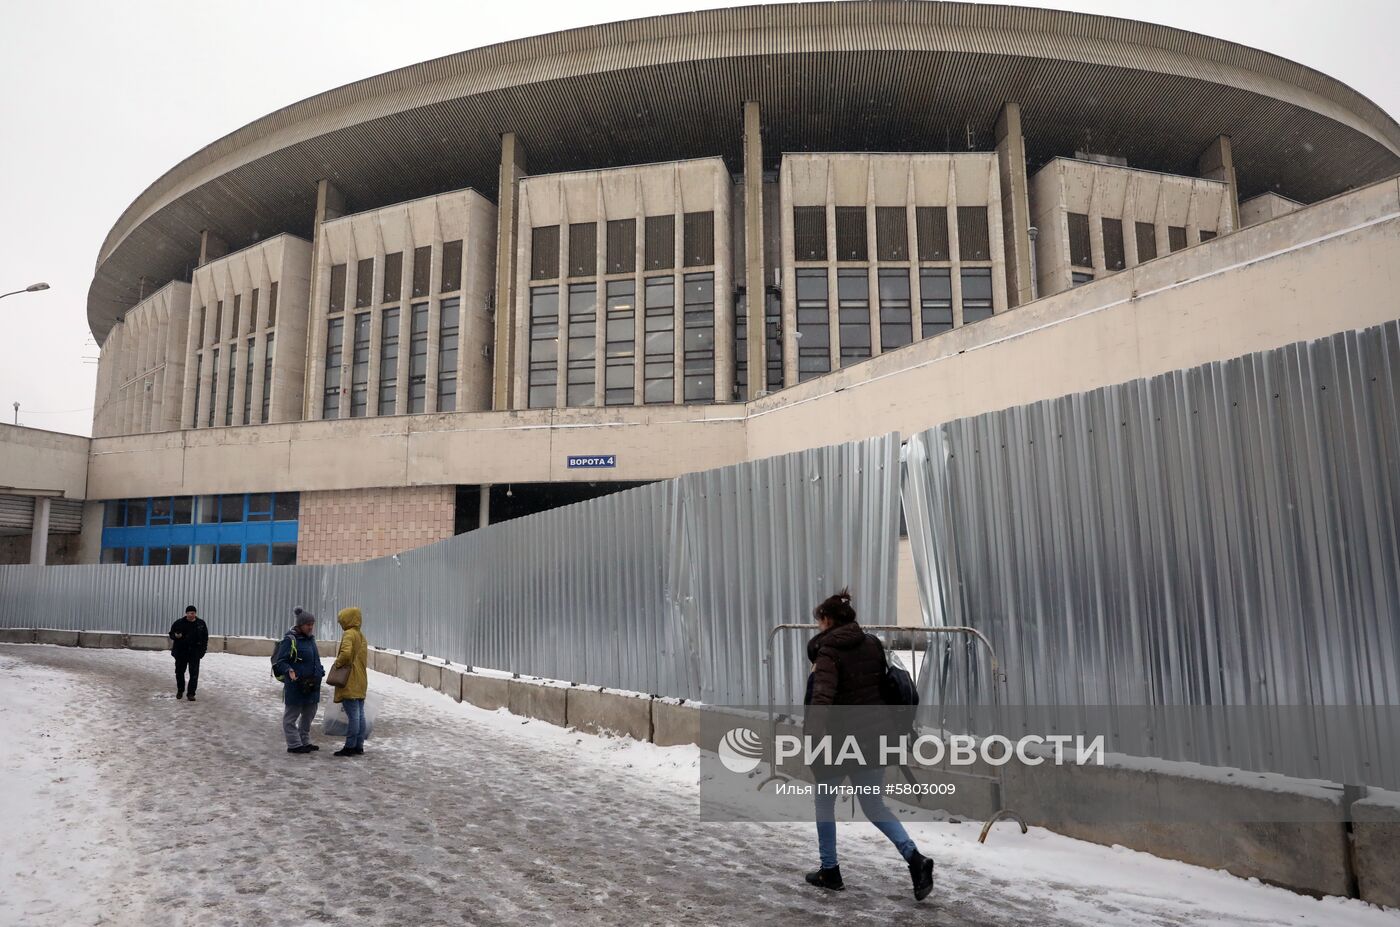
left=567, top=454, right=617, bottom=469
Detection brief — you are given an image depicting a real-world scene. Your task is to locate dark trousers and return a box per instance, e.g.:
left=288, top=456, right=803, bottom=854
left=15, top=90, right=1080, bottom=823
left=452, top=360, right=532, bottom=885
left=175, top=654, right=201, bottom=696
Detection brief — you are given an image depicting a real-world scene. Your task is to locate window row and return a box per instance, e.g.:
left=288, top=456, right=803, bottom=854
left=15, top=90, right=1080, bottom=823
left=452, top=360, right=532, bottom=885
left=528, top=272, right=715, bottom=408
left=101, top=542, right=298, bottom=566
left=192, top=334, right=276, bottom=428
left=103, top=493, right=300, bottom=528
left=327, top=242, right=464, bottom=313
left=530, top=212, right=716, bottom=281
left=793, top=205, right=992, bottom=263
left=197, top=283, right=279, bottom=347
left=322, top=298, right=460, bottom=419
left=1066, top=213, right=1217, bottom=276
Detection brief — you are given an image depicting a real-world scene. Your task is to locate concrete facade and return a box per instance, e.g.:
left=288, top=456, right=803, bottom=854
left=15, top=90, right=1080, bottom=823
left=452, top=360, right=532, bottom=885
left=1240, top=191, right=1305, bottom=227
left=92, top=282, right=191, bottom=437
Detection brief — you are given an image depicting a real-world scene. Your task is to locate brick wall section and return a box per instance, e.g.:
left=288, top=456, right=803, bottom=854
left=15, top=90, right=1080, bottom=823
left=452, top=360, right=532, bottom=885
left=297, top=486, right=456, bottom=565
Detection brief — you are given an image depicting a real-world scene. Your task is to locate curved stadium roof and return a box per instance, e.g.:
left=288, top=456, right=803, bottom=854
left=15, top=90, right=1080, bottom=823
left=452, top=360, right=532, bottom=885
left=88, top=0, right=1400, bottom=340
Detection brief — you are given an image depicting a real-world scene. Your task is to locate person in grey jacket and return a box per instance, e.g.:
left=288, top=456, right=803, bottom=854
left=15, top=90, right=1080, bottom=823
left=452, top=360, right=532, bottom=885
left=271, top=607, right=325, bottom=754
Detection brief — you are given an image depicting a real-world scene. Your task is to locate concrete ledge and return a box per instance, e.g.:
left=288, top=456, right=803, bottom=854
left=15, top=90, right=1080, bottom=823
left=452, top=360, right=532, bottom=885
left=416, top=660, right=443, bottom=694
left=316, top=639, right=338, bottom=658
left=567, top=687, right=653, bottom=741
left=127, top=633, right=171, bottom=651
left=393, top=654, right=420, bottom=685
left=369, top=648, right=397, bottom=675
left=1352, top=791, right=1400, bottom=909
left=224, top=637, right=277, bottom=657
left=437, top=666, right=465, bottom=702
left=0, top=628, right=37, bottom=644
left=205, top=635, right=226, bottom=653
left=78, top=631, right=127, bottom=649
left=461, top=674, right=510, bottom=711
left=34, top=629, right=80, bottom=646
left=651, top=699, right=702, bottom=747
left=507, top=679, right=568, bottom=726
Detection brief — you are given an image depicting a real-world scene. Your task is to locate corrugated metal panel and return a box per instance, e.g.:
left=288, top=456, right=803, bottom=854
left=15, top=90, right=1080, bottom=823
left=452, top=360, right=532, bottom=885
left=902, top=320, right=1400, bottom=785
left=0, top=435, right=901, bottom=705
left=0, top=496, right=34, bottom=531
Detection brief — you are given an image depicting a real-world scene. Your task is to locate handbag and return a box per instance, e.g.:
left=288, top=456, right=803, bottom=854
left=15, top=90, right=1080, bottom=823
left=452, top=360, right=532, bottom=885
left=326, top=664, right=350, bottom=688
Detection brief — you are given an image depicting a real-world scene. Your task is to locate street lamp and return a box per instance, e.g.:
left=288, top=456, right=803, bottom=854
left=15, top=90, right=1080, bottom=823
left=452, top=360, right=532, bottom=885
left=0, top=282, right=50, bottom=300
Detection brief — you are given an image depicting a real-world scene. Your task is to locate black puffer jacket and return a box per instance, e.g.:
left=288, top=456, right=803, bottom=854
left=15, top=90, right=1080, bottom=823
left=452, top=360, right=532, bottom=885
left=803, top=621, right=893, bottom=779
left=168, top=617, right=209, bottom=659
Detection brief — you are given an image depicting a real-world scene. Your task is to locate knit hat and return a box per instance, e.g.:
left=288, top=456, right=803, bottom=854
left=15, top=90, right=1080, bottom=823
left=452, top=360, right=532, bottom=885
left=293, top=606, right=316, bottom=624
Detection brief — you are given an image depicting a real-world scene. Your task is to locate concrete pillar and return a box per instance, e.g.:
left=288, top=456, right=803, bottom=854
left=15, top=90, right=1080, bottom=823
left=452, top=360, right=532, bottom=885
left=303, top=180, right=346, bottom=419
left=29, top=497, right=51, bottom=565
left=198, top=230, right=228, bottom=266
left=994, top=103, right=1035, bottom=307
left=492, top=133, right=527, bottom=410
left=1198, top=135, right=1240, bottom=231
left=478, top=484, right=491, bottom=529
left=741, top=102, right=767, bottom=400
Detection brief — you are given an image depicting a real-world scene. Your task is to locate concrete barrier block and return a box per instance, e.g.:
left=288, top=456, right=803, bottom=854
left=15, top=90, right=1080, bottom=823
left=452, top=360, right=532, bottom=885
left=34, top=629, right=80, bottom=647
left=417, top=661, right=442, bottom=693
left=507, top=679, right=568, bottom=727
left=78, top=631, right=127, bottom=649
left=567, top=688, right=653, bottom=741
left=370, top=649, right=398, bottom=675
left=394, top=654, right=421, bottom=685
left=461, top=674, right=510, bottom=711
left=126, top=634, right=170, bottom=651
left=1353, top=791, right=1400, bottom=909
left=224, top=637, right=277, bottom=657
left=436, top=666, right=465, bottom=702
left=317, top=639, right=338, bottom=658
left=0, top=628, right=37, bottom=644
left=651, top=700, right=702, bottom=747
left=204, top=635, right=226, bottom=653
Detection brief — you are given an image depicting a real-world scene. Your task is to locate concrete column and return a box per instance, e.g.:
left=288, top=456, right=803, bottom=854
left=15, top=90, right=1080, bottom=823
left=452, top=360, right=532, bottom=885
left=1198, top=135, right=1240, bottom=231
left=478, top=484, right=491, bottom=529
left=994, top=103, right=1035, bottom=308
left=492, top=133, right=527, bottom=410
left=304, top=180, right=346, bottom=420
left=198, top=230, right=228, bottom=266
left=741, top=102, right=767, bottom=400
left=29, top=497, right=51, bottom=565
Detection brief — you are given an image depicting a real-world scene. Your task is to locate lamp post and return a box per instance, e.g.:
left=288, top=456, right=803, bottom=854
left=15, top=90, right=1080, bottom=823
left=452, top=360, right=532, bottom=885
left=0, top=282, right=50, bottom=300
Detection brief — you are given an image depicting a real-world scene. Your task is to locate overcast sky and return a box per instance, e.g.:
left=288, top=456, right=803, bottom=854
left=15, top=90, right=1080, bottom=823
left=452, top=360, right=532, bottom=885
left=1, top=0, right=1395, bottom=437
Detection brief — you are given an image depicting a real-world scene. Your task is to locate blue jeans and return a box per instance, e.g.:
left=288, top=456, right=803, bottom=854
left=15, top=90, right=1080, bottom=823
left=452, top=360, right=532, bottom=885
left=342, top=698, right=366, bottom=749
left=815, top=766, right=918, bottom=869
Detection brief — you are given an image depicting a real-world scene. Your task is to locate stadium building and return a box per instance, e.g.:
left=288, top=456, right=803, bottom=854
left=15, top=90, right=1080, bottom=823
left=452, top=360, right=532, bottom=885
left=5, top=1, right=1400, bottom=608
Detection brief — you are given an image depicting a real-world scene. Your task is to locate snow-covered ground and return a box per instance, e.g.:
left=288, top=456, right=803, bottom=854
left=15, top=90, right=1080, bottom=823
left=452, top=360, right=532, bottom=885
left=0, top=644, right=1395, bottom=927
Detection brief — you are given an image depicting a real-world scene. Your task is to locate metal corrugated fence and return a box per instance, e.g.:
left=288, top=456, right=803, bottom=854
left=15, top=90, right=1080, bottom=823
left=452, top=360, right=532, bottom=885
left=902, top=320, right=1400, bottom=784
left=0, top=435, right=901, bottom=705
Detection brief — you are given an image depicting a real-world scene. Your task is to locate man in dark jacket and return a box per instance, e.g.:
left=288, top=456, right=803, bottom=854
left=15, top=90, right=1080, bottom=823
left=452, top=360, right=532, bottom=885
left=272, top=607, right=325, bottom=754
left=168, top=605, right=209, bottom=701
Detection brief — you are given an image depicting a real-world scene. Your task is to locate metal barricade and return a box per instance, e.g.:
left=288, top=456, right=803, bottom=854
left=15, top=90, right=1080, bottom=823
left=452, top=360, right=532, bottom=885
left=761, top=623, right=1027, bottom=843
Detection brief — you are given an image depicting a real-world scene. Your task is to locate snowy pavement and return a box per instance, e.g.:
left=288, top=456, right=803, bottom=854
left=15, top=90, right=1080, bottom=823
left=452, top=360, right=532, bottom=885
left=1, top=644, right=1396, bottom=927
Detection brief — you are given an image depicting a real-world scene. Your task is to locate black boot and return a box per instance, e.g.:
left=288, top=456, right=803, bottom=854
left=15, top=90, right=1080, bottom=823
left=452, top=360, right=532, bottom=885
left=908, top=851, right=934, bottom=901
left=176, top=690, right=184, bottom=700
left=333, top=747, right=355, bottom=757
left=186, top=693, right=196, bottom=702
left=804, top=866, right=844, bottom=891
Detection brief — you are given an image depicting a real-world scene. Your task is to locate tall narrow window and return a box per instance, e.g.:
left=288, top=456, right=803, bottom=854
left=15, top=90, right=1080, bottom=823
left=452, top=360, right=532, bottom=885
left=267, top=282, right=278, bottom=327
left=322, top=318, right=344, bottom=419
left=566, top=282, right=597, bottom=406
left=834, top=207, right=868, bottom=261
left=207, top=349, right=219, bottom=427
left=795, top=269, right=830, bottom=382
left=875, top=207, right=908, bottom=261
left=878, top=270, right=912, bottom=350
left=261, top=334, right=274, bottom=423
left=231, top=294, right=242, bottom=337
left=604, top=280, right=635, bottom=406
left=213, top=301, right=224, bottom=344
left=765, top=290, right=783, bottom=393
left=920, top=268, right=952, bottom=337
left=531, top=226, right=560, bottom=280
left=412, top=246, right=432, bottom=298
left=193, top=352, right=203, bottom=428
left=329, top=264, right=347, bottom=312
left=528, top=287, right=560, bottom=408
left=378, top=308, right=399, bottom=415
left=957, top=207, right=991, bottom=261
left=440, top=240, right=463, bottom=293
left=250, top=289, right=260, bottom=330
left=224, top=346, right=237, bottom=426
left=793, top=207, right=827, bottom=261
left=382, top=252, right=403, bottom=302
left=437, top=297, right=459, bottom=412
left=1102, top=218, right=1126, bottom=271
left=1200, top=229, right=1218, bottom=242
left=1168, top=226, right=1187, bottom=253
left=644, top=216, right=674, bottom=270
left=682, top=212, right=715, bottom=267
left=1136, top=222, right=1158, bottom=262
left=568, top=223, right=597, bottom=278
left=734, top=291, right=748, bottom=397
left=916, top=207, right=950, bottom=261
left=837, top=269, right=871, bottom=365
left=961, top=268, right=993, bottom=323
left=643, top=277, right=674, bottom=404
left=197, top=306, right=207, bottom=345
left=408, top=303, right=429, bottom=412
left=355, top=258, right=374, bottom=308
left=350, top=312, right=371, bottom=417
left=606, top=219, right=636, bottom=275
left=243, top=336, right=255, bottom=424
left=682, top=273, right=714, bottom=402
left=1067, top=213, right=1093, bottom=268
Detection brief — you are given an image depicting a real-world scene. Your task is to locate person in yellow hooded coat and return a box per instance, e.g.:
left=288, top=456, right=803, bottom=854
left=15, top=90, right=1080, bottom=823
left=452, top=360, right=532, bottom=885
left=331, top=606, right=369, bottom=757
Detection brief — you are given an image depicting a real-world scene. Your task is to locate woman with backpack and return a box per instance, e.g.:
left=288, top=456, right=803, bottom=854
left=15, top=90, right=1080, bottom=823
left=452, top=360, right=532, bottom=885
left=802, top=588, right=935, bottom=901
left=329, top=606, right=369, bottom=757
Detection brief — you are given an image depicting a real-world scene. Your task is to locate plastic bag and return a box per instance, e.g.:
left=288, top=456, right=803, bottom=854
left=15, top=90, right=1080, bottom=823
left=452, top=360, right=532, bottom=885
left=321, top=690, right=383, bottom=739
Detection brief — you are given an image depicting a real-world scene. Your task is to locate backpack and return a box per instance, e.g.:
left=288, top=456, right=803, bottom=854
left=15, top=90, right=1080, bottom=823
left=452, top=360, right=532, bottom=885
left=868, top=634, right=919, bottom=732
left=272, top=634, right=299, bottom=682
